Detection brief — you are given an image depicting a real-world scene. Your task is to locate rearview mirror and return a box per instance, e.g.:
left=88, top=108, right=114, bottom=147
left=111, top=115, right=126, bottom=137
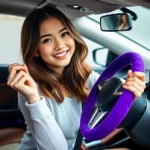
left=100, top=13, right=132, bottom=32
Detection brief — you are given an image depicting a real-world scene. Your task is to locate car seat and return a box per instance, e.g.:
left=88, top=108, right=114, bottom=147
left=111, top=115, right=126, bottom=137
left=0, top=64, right=26, bottom=146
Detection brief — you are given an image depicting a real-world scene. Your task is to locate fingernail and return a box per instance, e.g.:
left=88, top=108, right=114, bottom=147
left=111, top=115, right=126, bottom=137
left=22, top=64, right=26, bottom=67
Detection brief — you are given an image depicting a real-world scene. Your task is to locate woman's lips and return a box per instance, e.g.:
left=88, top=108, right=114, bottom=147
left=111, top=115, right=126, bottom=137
left=53, top=50, right=68, bottom=58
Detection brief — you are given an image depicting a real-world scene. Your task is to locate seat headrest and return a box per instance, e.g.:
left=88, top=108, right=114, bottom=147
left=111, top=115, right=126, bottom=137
left=0, top=64, right=9, bottom=83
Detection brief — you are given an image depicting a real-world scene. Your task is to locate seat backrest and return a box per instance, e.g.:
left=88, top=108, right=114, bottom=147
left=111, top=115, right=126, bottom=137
left=0, top=83, right=17, bottom=108
left=0, top=64, right=25, bottom=127
left=0, top=64, right=18, bottom=108
left=0, top=64, right=9, bottom=84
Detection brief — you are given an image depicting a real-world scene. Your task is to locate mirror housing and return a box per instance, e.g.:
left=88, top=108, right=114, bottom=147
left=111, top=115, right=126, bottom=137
left=100, top=13, right=132, bottom=32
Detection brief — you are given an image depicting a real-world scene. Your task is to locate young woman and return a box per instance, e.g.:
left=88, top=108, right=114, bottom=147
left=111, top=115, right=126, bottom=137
left=7, top=6, right=146, bottom=150
left=117, top=14, right=130, bottom=30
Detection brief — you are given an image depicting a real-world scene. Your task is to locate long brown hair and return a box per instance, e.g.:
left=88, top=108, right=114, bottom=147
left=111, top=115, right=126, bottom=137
left=117, top=14, right=129, bottom=28
left=21, top=6, right=92, bottom=103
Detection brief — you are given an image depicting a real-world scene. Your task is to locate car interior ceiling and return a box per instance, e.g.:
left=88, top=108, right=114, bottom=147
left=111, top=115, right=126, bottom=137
left=0, top=0, right=150, bottom=18
left=0, top=0, right=150, bottom=149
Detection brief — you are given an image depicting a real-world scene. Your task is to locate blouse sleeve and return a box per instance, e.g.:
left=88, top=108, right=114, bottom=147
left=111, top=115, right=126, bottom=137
left=86, top=71, right=100, bottom=89
left=18, top=92, right=68, bottom=150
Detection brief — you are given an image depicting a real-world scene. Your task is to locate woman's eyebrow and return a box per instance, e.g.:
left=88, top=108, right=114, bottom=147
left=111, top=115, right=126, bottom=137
left=40, top=27, right=67, bottom=39
left=59, top=27, right=67, bottom=33
left=40, top=34, right=51, bottom=39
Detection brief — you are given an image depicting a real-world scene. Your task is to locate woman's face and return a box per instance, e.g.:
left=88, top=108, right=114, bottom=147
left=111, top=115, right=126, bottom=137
left=38, top=17, right=75, bottom=74
left=122, top=15, right=127, bottom=23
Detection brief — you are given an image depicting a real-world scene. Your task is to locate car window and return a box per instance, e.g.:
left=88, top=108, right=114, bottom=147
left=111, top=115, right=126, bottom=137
left=0, top=15, right=24, bottom=64
left=83, top=37, right=106, bottom=67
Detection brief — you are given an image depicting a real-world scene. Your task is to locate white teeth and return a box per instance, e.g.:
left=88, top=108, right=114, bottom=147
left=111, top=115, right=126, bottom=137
left=55, top=51, right=67, bottom=57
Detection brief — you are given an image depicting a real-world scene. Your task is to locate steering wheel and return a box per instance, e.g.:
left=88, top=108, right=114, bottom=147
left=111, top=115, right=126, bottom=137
left=80, top=52, right=145, bottom=141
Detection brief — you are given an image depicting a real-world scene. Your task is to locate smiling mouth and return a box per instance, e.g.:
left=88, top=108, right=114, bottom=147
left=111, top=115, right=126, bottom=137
left=53, top=50, right=68, bottom=58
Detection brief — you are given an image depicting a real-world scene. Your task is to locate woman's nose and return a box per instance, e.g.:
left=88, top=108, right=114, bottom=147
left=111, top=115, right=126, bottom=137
left=55, top=44, right=66, bottom=51
left=54, top=38, right=65, bottom=51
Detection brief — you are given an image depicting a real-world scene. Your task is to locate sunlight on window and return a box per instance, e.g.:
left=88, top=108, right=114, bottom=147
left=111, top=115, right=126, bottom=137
left=0, top=14, right=24, bottom=20
left=0, top=14, right=24, bottom=64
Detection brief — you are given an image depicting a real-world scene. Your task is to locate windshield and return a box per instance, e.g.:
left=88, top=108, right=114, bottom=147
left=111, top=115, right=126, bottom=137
left=88, top=6, right=150, bottom=51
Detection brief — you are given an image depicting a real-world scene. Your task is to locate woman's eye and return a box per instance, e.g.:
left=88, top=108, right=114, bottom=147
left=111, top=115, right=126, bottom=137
left=62, top=32, right=70, bottom=37
left=43, top=38, right=52, bottom=43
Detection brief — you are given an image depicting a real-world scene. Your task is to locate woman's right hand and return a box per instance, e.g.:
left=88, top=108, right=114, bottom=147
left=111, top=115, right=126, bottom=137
left=7, top=63, right=41, bottom=103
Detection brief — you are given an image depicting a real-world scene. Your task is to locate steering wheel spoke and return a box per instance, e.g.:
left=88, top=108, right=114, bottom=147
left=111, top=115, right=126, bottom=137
left=88, top=107, right=108, bottom=129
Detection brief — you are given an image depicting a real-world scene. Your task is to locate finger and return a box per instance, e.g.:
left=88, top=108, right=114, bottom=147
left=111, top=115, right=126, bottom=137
left=7, top=65, right=27, bottom=83
left=10, top=70, right=27, bottom=87
left=132, top=72, right=146, bottom=82
left=81, top=143, right=89, bottom=150
left=127, top=70, right=132, bottom=77
left=125, top=77, right=146, bottom=89
left=123, top=85, right=141, bottom=99
left=8, top=63, right=25, bottom=72
left=123, top=81, right=144, bottom=94
left=7, top=69, right=18, bottom=85
left=8, top=63, right=19, bottom=72
left=14, top=75, right=29, bottom=90
left=22, top=64, right=30, bottom=75
left=9, top=75, right=27, bottom=91
left=80, top=144, right=84, bottom=150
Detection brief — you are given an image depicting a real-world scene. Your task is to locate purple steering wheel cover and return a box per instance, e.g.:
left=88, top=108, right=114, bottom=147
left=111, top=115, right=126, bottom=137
left=80, top=52, right=145, bottom=141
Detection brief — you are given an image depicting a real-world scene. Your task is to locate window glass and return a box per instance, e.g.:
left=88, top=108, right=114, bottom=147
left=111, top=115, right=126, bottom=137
left=0, top=15, right=24, bottom=64
left=83, top=37, right=112, bottom=68
left=88, top=6, right=150, bottom=51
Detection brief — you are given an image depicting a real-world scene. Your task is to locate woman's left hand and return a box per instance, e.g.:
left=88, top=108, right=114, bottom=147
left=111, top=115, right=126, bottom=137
left=123, top=70, right=146, bottom=100
left=80, top=143, right=89, bottom=150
